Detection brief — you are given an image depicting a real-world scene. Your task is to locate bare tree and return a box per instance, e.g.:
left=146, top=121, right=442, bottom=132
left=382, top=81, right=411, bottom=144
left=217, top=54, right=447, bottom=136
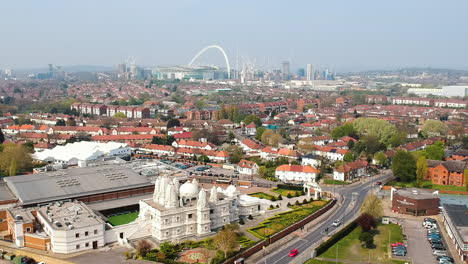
left=213, top=229, right=237, bottom=259
left=360, top=194, right=383, bottom=218
left=199, top=248, right=215, bottom=264
left=135, top=240, right=152, bottom=257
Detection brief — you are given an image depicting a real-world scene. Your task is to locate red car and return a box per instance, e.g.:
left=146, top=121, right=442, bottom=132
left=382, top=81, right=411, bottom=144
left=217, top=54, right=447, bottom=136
left=376, top=181, right=382, bottom=185
left=289, top=249, right=299, bottom=257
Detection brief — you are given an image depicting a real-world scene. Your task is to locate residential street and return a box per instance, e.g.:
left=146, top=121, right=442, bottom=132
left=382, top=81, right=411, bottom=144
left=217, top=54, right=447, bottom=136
left=251, top=171, right=394, bottom=264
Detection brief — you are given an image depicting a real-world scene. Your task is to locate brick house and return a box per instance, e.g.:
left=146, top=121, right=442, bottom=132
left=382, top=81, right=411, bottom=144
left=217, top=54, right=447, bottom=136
left=426, top=160, right=467, bottom=187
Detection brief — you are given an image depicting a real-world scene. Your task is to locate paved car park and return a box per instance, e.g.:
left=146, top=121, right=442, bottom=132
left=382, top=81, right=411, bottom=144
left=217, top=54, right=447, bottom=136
left=400, top=217, right=456, bottom=264
left=401, top=219, right=435, bottom=264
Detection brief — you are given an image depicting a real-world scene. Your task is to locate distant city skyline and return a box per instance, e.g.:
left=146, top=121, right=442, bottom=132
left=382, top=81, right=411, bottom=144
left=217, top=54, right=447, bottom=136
left=1, top=0, right=468, bottom=71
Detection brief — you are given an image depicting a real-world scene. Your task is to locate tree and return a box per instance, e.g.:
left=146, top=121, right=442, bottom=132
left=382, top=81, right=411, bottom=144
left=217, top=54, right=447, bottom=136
left=359, top=231, right=374, bottom=248
left=424, top=141, right=445, bottom=160
left=135, top=240, right=152, bottom=257
left=66, top=117, right=77, bottom=126
left=331, top=123, right=357, bottom=140
left=213, top=228, right=237, bottom=259
left=243, top=114, right=261, bottom=127
left=255, top=126, right=266, bottom=140
left=76, top=132, right=91, bottom=141
left=0, top=129, right=5, bottom=144
left=198, top=155, right=210, bottom=163
left=352, top=118, right=400, bottom=147
left=374, top=152, right=388, bottom=167
left=199, top=248, right=215, bottom=264
left=55, top=119, right=66, bottom=126
left=0, top=144, right=33, bottom=176
left=462, top=136, right=468, bottom=149
left=360, top=194, right=383, bottom=218
left=229, top=146, right=243, bottom=164
left=421, top=120, right=448, bottom=138
left=218, top=104, right=226, bottom=120
left=347, top=139, right=355, bottom=149
left=416, top=156, right=427, bottom=188
left=114, top=112, right=127, bottom=118
left=195, top=100, right=206, bottom=110
left=261, top=130, right=283, bottom=147
left=228, top=131, right=235, bottom=141
left=354, top=135, right=385, bottom=155
left=392, top=150, right=416, bottom=182
left=357, top=213, right=377, bottom=232
left=192, top=129, right=220, bottom=145
left=159, top=241, right=176, bottom=259
left=343, top=152, right=356, bottom=162
left=166, top=118, right=181, bottom=129
left=387, top=131, right=406, bottom=148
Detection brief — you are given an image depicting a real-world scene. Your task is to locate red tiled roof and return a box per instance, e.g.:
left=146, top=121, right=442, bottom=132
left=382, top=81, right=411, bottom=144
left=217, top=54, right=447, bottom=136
left=246, top=122, right=256, bottom=128
left=276, top=164, right=320, bottom=173
left=142, top=144, right=174, bottom=151
left=173, top=131, right=193, bottom=139
left=92, top=134, right=163, bottom=141
left=241, top=139, right=262, bottom=150
left=238, top=159, right=257, bottom=169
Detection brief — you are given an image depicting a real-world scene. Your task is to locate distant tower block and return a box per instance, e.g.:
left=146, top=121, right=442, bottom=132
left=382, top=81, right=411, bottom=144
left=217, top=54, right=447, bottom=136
left=306, top=64, right=314, bottom=81
left=281, top=61, right=290, bottom=81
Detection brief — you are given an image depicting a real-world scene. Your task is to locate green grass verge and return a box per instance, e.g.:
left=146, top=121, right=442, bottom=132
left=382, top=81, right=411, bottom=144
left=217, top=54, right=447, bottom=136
left=319, top=224, right=404, bottom=264
left=324, top=179, right=350, bottom=185
left=108, top=212, right=139, bottom=226
left=387, top=180, right=466, bottom=192
left=247, top=200, right=329, bottom=238
left=248, top=192, right=278, bottom=200
left=305, top=259, right=343, bottom=264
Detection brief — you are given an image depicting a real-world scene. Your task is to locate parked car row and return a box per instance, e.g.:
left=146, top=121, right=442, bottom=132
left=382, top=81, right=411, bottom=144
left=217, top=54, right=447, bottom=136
left=391, top=242, right=407, bottom=256
left=195, top=165, right=212, bottom=171
left=423, top=218, right=453, bottom=264
left=174, top=162, right=196, bottom=169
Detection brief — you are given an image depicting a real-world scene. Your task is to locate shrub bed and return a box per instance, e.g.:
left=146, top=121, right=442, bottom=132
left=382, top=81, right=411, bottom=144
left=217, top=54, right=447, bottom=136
left=248, top=200, right=330, bottom=239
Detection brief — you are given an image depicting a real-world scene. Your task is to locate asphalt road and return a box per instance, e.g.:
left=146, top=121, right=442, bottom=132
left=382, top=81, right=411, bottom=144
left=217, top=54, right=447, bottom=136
left=256, top=172, right=394, bottom=264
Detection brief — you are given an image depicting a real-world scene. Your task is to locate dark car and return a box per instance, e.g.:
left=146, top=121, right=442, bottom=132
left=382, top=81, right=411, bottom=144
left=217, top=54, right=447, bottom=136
left=437, top=256, right=454, bottom=262
left=432, top=244, right=446, bottom=250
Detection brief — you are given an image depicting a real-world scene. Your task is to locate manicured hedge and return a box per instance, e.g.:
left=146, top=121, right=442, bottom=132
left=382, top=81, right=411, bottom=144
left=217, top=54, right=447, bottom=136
left=315, top=219, right=358, bottom=256
left=276, top=184, right=304, bottom=191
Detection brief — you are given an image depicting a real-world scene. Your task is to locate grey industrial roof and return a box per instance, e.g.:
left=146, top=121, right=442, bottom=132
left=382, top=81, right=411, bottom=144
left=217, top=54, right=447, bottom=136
left=443, top=204, right=468, bottom=227
left=394, top=188, right=439, bottom=200
left=0, top=182, right=17, bottom=201
left=4, top=165, right=153, bottom=205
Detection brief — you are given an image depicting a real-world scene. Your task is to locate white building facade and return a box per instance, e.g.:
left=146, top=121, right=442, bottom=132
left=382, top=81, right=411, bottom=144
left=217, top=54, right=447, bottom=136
left=138, top=177, right=273, bottom=243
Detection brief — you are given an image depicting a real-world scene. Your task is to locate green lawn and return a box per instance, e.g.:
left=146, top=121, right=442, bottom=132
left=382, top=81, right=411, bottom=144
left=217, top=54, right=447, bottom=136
left=248, top=200, right=328, bottom=238
left=324, top=179, right=350, bottom=185
left=319, top=224, right=404, bottom=264
left=387, top=180, right=466, bottom=192
left=271, top=188, right=303, bottom=196
left=108, top=212, right=139, bottom=226
left=248, top=192, right=278, bottom=200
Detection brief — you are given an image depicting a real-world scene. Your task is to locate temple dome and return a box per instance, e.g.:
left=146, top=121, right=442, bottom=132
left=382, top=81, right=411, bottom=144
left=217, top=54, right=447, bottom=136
left=179, top=180, right=199, bottom=199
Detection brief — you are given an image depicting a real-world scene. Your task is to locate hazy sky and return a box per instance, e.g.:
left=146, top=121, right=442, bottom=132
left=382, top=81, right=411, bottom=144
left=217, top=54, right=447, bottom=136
left=1, top=0, right=468, bottom=71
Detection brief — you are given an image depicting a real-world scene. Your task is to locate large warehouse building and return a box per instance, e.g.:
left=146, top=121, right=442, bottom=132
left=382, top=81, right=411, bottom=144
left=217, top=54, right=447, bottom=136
left=3, top=162, right=156, bottom=207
